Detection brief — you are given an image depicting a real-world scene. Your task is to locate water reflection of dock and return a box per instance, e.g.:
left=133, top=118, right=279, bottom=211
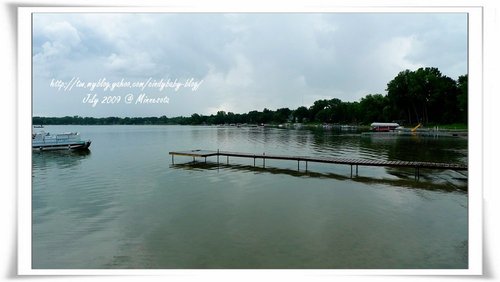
left=170, top=161, right=466, bottom=192
left=169, top=149, right=467, bottom=180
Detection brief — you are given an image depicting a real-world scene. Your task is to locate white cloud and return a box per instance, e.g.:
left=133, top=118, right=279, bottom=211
left=33, top=19, right=84, bottom=79
left=106, top=52, right=157, bottom=74
left=198, top=54, right=255, bottom=114
left=376, top=35, right=424, bottom=76
left=33, top=20, right=81, bottom=61
left=222, top=54, right=254, bottom=88
left=43, top=21, right=81, bottom=46
left=32, top=13, right=467, bottom=117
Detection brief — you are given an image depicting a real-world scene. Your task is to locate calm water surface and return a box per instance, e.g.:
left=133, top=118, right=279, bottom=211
left=32, top=125, right=468, bottom=269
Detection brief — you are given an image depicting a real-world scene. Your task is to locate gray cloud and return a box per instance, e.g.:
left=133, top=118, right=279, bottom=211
left=32, top=13, right=467, bottom=117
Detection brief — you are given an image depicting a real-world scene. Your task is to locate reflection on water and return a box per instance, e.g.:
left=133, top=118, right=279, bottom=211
left=32, top=149, right=93, bottom=222
left=171, top=161, right=467, bottom=192
left=32, top=149, right=91, bottom=170
left=32, top=125, right=468, bottom=269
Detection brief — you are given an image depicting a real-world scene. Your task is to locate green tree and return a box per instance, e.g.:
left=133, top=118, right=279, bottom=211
left=214, top=111, right=227, bottom=124
left=387, top=67, right=461, bottom=125
left=457, top=74, right=468, bottom=123
left=387, top=69, right=416, bottom=124
left=309, top=100, right=329, bottom=121
left=359, top=94, right=389, bottom=124
left=315, top=108, right=332, bottom=123
left=273, top=108, right=292, bottom=124
left=190, top=113, right=202, bottom=124
left=293, top=106, right=309, bottom=123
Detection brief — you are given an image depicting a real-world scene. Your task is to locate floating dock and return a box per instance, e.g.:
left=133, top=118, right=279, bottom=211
left=168, top=149, right=467, bottom=180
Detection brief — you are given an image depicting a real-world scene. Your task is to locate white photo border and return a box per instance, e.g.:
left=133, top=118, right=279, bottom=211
left=18, top=4, right=483, bottom=276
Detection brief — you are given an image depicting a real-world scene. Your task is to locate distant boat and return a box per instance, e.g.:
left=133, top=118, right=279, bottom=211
left=32, top=131, right=91, bottom=151
left=33, top=125, right=44, bottom=128
left=370, top=122, right=400, bottom=132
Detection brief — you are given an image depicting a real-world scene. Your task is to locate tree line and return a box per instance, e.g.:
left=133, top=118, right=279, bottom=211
left=33, top=67, right=467, bottom=126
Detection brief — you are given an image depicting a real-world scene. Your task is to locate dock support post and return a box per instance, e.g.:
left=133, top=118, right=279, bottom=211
left=227, top=156, right=229, bottom=164
left=253, top=156, right=256, bottom=166
left=171, top=154, right=174, bottom=164
left=193, top=156, right=195, bottom=162
left=298, top=160, right=300, bottom=171
left=306, top=161, right=308, bottom=172
left=217, top=149, right=219, bottom=164
left=356, top=165, right=358, bottom=176
left=350, top=165, right=353, bottom=178
left=263, top=153, right=266, bottom=168
left=204, top=157, right=206, bottom=163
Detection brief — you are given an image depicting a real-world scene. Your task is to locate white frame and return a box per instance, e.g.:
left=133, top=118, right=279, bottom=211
left=18, top=5, right=483, bottom=276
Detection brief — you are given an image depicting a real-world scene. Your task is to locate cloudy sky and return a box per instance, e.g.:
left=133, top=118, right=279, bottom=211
left=32, top=13, right=467, bottom=117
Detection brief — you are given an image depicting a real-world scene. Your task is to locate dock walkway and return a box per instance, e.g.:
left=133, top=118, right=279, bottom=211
left=169, top=149, right=467, bottom=179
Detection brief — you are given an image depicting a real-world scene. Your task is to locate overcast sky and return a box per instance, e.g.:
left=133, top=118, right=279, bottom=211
left=32, top=13, right=467, bottom=117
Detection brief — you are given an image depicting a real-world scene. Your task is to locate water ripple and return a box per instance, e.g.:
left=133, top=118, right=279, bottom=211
left=32, top=125, right=468, bottom=269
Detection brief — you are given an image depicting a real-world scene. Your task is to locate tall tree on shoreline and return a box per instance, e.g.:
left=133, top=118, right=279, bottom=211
left=386, top=67, right=463, bottom=124
left=457, top=74, right=468, bottom=123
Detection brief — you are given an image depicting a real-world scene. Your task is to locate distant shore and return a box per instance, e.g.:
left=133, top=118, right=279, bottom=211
left=32, top=120, right=468, bottom=137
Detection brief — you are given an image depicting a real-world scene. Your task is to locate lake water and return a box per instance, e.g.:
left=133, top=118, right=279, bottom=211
left=32, top=125, right=468, bottom=269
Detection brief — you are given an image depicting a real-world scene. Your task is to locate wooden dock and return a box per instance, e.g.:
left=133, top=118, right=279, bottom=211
left=168, top=149, right=468, bottom=179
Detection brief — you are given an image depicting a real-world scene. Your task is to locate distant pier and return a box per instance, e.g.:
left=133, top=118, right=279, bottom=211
left=168, top=149, right=467, bottom=180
